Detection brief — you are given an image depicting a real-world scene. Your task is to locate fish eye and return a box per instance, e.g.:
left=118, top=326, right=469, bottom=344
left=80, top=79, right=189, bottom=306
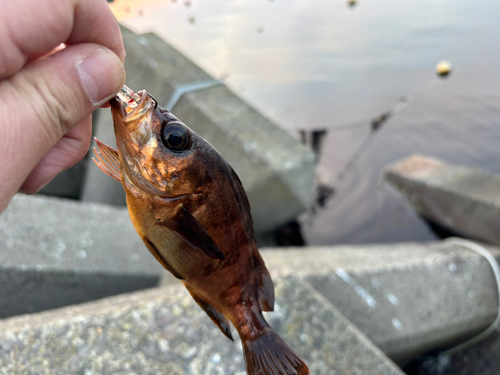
left=161, top=122, right=191, bottom=152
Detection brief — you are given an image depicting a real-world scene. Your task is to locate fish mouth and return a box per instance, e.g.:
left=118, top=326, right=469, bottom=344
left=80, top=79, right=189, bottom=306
left=110, top=90, right=154, bottom=122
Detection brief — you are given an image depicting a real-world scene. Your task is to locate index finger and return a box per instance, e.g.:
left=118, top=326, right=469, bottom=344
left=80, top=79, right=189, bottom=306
left=0, top=0, right=124, bottom=79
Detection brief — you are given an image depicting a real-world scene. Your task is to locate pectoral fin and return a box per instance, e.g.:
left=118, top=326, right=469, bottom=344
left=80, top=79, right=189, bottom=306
left=159, top=205, right=226, bottom=260
left=188, top=290, right=233, bottom=341
left=142, top=237, right=185, bottom=280
left=93, top=138, right=121, bottom=182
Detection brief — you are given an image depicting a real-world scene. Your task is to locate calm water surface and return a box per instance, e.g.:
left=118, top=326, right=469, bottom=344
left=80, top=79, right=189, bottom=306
left=118, top=0, right=500, bottom=245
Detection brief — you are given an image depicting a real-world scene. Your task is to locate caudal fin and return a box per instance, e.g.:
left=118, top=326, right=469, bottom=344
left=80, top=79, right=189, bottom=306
left=242, top=327, right=309, bottom=375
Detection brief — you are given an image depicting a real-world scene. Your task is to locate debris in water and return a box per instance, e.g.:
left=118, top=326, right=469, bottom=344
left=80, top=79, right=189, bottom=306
left=311, top=130, right=327, bottom=156
left=436, top=61, right=452, bottom=78
left=256, top=26, right=264, bottom=34
left=188, top=16, right=195, bottom=24
left=371, top=112, right=391, bottom=132
left=315, top=184, right=335, bottom=208
left=347, top=0, right=357, bottom=8
left=299, top=129, right=328, bottom=157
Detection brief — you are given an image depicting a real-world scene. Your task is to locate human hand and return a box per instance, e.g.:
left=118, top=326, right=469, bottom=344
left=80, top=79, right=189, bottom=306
left=0, top=0, right=126, bottom=213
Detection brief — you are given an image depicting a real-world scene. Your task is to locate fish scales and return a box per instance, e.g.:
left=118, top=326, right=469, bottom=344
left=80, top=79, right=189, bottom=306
left=93, top=86, right=309, bottom=375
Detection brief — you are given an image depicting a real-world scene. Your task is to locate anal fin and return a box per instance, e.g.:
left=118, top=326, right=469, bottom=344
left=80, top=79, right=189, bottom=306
left=142, top=237, right=185, bottom=280
left=93, top=138, right=121, bottom=182
left=188, top=290, right=233, bottom=341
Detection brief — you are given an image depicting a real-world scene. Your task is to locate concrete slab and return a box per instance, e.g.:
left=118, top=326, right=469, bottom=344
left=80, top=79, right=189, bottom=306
left=384, top=154, right=500, bottom=245
left=261, top=241, right=500, bottom=364
left=84, top=26, right=315, bottom=233
left=0, top=194, right=164, bottom=318
left=0, top=277, right=403, bottom=375
left=5, top=194, right=497, bottom=368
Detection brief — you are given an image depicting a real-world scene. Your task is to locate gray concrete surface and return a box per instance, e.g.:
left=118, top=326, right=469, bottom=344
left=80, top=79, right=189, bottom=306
left=0, top=276, right=403, bottom=375
left=262, top=242, right=500, bottom=364
left=84, top=26, right=315, bottom=233
left=0, top=194, right=163, bottom=318
left=4, top=193, right=499, bottom=370
left=384, top=154, right=500, bottom=245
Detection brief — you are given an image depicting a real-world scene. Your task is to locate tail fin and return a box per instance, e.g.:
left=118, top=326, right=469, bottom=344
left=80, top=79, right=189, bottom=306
left=242, top=327, right=309, bottom=375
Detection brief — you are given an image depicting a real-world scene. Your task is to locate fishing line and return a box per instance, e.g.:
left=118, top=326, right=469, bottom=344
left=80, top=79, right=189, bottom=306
left=299, top=120, right=369, bottom=133
left=331, top=78, right=444, bottom=184
left=334, top=96, right=412, bottom=183
left=443, top=237, right=500, bottom=356
left=372, top=173, right=386, bottom=241
left=371, top=174, right=418, bottom=242
left=303, top=97, right=411, bottom=215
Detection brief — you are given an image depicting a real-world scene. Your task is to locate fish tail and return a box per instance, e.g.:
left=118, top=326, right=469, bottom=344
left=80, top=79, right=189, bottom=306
left=241, top=327, right=309, bottom=375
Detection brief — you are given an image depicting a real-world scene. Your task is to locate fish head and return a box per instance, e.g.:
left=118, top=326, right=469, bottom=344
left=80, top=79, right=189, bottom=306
left=110, top=90, right=211, bottom=198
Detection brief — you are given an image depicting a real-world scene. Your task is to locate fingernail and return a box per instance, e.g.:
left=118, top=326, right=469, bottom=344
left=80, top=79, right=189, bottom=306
left=79, top=51, right=125, bottom=106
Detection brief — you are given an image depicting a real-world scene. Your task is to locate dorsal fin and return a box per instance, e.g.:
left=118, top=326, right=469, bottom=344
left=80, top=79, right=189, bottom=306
left=93, top=138, right=122, bottom=182
left=229, top=166, right=254, bottom=236
left=229, top=166, right=274, bottom=310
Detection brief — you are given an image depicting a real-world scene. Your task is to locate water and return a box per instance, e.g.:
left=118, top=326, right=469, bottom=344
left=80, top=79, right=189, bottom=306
left=117, top=0, right=500, bottom=245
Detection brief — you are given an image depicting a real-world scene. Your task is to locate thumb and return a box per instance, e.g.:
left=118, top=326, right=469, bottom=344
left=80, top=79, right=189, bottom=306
left=0, top=43, right=125, bottom=212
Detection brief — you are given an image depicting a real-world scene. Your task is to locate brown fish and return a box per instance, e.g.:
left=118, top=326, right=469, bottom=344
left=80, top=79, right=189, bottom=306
left=93, top=86, right=309, bottom=375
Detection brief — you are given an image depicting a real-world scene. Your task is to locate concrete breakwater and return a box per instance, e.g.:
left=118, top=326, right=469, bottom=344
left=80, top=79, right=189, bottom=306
left=2, top=193, right=500, bottom=373
left=385, top=154, right=500, bottom=246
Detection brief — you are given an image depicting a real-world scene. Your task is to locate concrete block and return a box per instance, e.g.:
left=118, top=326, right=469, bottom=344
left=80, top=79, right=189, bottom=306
left=384, top=154, right=500, bottom=245
left=0, top=277, right=403, bottom=375
left=84, top=26, right=315, bottom=232
left=0, top=194, right=164, bottom=318
left=120, top=27, right=214, bottom=104
left=3, top=192, right=497, bottom=367
left=261, top=241, right=500, bottom=364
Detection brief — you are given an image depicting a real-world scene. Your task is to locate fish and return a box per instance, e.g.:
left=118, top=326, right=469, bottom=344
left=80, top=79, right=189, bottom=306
left=93, top=86, right=309, bottom=375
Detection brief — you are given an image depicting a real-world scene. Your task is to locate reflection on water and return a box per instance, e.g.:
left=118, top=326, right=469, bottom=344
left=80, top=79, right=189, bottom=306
left=115, top=0, right=500, bottom=245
